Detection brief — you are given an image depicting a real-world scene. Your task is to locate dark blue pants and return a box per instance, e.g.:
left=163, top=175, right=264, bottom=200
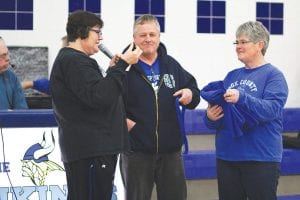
left=217, top=159, right=280, bottom=200
left=64, top=154, right=118, bottom=200
left=120, top=151, right=187, bottom=200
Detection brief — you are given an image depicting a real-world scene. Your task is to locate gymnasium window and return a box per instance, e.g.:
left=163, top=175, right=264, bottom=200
left=256, top=2, right=284, bottom=35
left=135, top=0, right=165, bottom=32
left=0, top=0, right=33, bottom=30
left=197, top=0, right=226, bottom=34
left=69, top=0, right=101, bottom=17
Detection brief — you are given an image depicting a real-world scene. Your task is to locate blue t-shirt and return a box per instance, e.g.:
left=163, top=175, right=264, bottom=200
left=139, top=59, right=160, bottom=93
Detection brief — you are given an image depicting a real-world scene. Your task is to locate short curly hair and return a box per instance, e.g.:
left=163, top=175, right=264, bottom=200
left=236, top=21, right=270, bottom=55
left=66, top=10, right=103, bottom=42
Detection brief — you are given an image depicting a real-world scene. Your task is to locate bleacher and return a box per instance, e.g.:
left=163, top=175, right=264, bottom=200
left=0, top=109, right=300, bottom=199
left=183, top=108, right=300, bottom=199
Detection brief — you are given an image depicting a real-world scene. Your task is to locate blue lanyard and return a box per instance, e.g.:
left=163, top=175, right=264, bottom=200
left=175, top=97, right=188, bottom=154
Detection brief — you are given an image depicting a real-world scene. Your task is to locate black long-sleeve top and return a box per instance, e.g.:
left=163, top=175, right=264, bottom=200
left=50, top=47, right=129, bottom=162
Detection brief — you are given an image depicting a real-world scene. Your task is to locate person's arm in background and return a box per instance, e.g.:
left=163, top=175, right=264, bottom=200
left=22, top=78, right=50, bottom=95
left=33, top=78, right=50, bottom=95
left=21, top=80, right=34, bottom=89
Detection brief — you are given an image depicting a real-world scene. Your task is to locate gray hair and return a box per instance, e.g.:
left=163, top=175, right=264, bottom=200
left=133, top=14, right=160, bottom=33
left=236, top=21, right=270, bottom=55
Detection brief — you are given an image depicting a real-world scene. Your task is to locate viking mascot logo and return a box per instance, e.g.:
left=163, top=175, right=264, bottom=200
left=21, top=130, right=64, bottom=186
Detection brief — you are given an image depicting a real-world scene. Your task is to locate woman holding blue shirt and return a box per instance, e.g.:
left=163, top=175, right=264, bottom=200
left=202, top=21, right=288, bottom=200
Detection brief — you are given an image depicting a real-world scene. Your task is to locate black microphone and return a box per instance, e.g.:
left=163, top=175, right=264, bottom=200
left=8, top=63, right=16, bottom=70
left=98, top=43, right=114, bottom=59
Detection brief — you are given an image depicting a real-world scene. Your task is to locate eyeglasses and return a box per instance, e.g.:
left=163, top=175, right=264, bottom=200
left=90, top=29, right=102, bottom=36
left=233, top=40, right=253, bottom=46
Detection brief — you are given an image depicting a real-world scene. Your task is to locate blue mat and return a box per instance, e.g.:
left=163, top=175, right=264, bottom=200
left=183, top=149, right=300, bottom=179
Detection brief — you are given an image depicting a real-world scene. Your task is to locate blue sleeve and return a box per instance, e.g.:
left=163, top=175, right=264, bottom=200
left=33, top=78, right=50, bottom=95
left=236, top=69, right=288, bottom=122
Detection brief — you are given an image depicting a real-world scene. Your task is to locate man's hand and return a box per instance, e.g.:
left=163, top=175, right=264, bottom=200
left=173, top=88, right=193, bottom=105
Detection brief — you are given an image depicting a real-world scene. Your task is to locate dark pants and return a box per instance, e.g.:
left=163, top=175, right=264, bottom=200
left=217, top=159, right=280, bottom=200
left=120, top=151, right=187, bottom=200
left=63, top=154, right=118, bottom=200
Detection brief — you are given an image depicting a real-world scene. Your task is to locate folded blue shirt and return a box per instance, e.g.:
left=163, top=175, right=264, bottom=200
left=200, top=81, right=259, bottom=137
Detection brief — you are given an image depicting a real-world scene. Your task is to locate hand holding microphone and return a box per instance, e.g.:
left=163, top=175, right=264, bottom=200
left=99, top=43, right=120, bottom=66
left=99, top=42, right=142, bottom=66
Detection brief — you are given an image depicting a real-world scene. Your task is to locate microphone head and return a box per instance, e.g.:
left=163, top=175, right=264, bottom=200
left=98, top=43, right=114, bottom=59
left=98, top=43, right=106, bottom=51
